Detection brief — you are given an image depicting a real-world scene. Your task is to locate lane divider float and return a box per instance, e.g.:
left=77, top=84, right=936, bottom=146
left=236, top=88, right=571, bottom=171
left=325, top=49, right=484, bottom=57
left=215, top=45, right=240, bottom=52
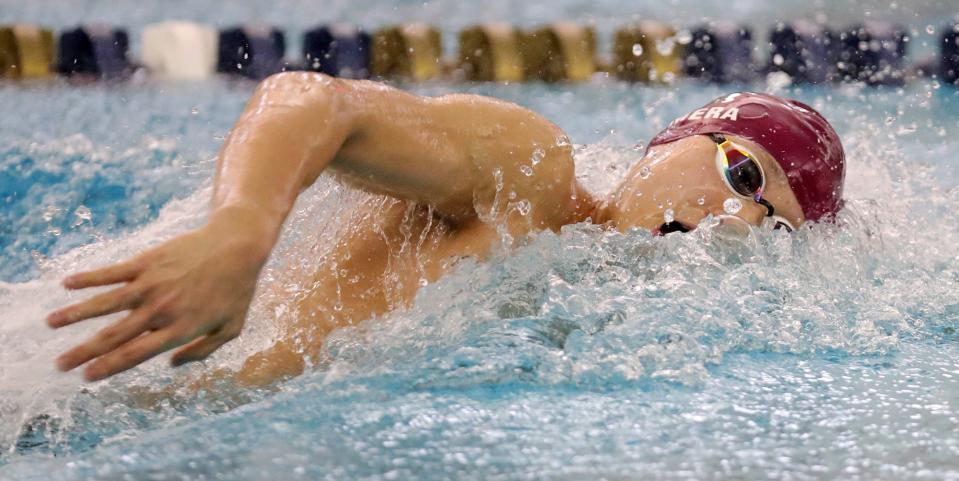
left=371, top=23, right=442, bottom=81
left=943, top=19, right=959, bottom=85
left=217, top=26, right=288, bottom=79
left=767, top=21, right=837, bottom=84
left=684, top=22, right=754, bottom=84
left=56, top=25, right=132, bottom=79
left=142, top=21, right=217, bottom=80
left=457, top=23, right=524, bottom=82
left=612, top=21, right=682, bottom=83
left=1, top=19, right=958, bottom=86
left=303, top=24, right=371, bottom=79
left=520, top=22, right=596, bottom=82
left=0, top=25, right=55, bottom=79
left=837, top=21, right=907, bottom=85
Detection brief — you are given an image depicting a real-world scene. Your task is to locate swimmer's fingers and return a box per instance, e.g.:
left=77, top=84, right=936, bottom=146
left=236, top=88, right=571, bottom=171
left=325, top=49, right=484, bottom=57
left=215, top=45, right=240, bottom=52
left=82, top=328, right=188, bottom=382
left=54, top=307, right=154, bottom=372
left=169, top=324, right=242, bottom=367
left=47, top=284, right=143, bottom=328
left=62, top=258, right=143, bottom=290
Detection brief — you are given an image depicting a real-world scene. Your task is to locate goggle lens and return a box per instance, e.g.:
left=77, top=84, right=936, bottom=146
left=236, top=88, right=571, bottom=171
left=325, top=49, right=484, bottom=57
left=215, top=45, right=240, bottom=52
left=721, top=144, right=765, bottom=199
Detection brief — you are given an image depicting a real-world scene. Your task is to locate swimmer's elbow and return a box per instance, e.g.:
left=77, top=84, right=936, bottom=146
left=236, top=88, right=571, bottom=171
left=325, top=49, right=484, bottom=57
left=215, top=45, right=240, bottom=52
left=247, top=72, right=346, bottom=124
left=242, top=72, right=356, bottom=162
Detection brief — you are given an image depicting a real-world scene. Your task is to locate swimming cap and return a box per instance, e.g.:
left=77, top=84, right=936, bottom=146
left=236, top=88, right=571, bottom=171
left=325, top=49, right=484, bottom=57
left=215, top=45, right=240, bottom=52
left=648, top=92, right=845, bottom=222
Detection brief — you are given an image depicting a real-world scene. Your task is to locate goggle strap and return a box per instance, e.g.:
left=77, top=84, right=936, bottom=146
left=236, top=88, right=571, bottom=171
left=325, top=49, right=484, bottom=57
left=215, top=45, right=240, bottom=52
left=708, top=133, right=727, bottom=144
left=756, top=197, right=775, bottom=217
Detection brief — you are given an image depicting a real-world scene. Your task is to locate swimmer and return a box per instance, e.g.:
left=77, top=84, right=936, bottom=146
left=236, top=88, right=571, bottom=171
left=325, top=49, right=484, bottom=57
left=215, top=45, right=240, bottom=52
left=46, top=73, right=844, bottom=386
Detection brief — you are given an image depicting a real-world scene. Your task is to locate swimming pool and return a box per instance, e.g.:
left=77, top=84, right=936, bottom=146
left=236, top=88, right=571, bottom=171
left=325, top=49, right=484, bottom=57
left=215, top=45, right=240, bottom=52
left=3, top=0, right=959, bottom=480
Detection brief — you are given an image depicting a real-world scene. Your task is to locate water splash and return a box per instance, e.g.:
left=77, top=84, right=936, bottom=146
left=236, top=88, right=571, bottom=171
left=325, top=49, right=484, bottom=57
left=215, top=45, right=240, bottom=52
left=1, top=79, right=959, bottom=479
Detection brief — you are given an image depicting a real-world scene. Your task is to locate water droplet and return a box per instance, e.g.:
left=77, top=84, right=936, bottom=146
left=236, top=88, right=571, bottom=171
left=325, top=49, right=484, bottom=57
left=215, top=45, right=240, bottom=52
left=675, top=30, right=693, bottom=45
left=639, top=166, right=651, bottom=179
left=520, top=165, right=534, bottom=176
left=190, top=107, right=199, bottom=115
left=773, top=54, right=784, bottom=66
left=655, top=38, right=675, bottom=56
left=74, top=205, right=92, bottom=221
left=531, top=148, right=545, bottom=165
left=47, top=227, right=62, bottom=237
left=723, top=197, right=743, bottom=215
left=41, top=205, right=60, bottom=222
left=333, top=302, right=343, bottom=312
left=418, top=278, right=429, bottom=287
left=697, top=196, right=706, bottom=206
left=493, top=168, right=504, bottom=191
left=632, top=43, right=644, bottom=56
left=72, top=205, right=92, bottom=227
left=926, top=25, right=935, bottom=35
left=663, top=209, right=675, bottom=223
left=516, top=200, right=531, bottom=216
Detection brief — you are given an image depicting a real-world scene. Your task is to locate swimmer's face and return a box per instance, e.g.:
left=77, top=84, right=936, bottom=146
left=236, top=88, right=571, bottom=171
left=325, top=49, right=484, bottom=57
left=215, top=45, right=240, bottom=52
left=606, top=134, right=806, bottom=234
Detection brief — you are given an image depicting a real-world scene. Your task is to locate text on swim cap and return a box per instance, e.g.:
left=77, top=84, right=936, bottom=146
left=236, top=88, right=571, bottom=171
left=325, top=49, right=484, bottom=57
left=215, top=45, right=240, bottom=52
left=670, top=106, right=739, bottom=125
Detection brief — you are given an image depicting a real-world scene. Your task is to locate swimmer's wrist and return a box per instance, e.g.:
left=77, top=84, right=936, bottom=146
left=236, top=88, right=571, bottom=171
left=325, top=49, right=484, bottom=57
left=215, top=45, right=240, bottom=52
left=207, top=205, right=284, bottom=260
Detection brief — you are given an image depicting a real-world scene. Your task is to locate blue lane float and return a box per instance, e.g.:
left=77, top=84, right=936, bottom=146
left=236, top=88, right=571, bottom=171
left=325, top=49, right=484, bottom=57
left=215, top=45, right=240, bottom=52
left=837, top=21, right=907, bottom=85
left=217, top=26, right=287, bottom=79
left=683, top=22, right=754, bottom=84
left=767, top=21, right=837, bottom=84
left=56, top=26, right=131, bottom=79
left=302, top=25, right=371, bottom=79
left=943, top=21, right=959, bottom=85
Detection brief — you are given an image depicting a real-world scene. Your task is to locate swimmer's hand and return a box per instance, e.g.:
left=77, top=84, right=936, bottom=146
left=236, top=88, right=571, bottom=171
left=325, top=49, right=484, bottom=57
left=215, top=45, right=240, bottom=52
left=47, top=208, right=274, bottom=382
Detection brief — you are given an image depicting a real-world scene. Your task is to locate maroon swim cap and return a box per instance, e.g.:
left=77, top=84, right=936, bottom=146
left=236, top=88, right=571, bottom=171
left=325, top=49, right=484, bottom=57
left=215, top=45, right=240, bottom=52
left=648, top=92, right=845, bottom=222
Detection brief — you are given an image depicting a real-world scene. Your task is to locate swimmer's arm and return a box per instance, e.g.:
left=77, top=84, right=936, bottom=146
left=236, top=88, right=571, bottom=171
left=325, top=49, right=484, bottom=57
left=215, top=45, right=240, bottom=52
left=47, top=72, right=579, bottom=382
left=215, top=71, right=581, bottom=241
left=46, top=73, right=356, bottom=381
left=216, top=71, right=580, bottom=228
left=330, top=80, right=581, bottom=226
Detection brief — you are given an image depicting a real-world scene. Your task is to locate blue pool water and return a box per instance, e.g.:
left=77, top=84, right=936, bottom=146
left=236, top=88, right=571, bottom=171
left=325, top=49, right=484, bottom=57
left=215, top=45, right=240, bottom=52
left=3, top=1, right=959, bottom=480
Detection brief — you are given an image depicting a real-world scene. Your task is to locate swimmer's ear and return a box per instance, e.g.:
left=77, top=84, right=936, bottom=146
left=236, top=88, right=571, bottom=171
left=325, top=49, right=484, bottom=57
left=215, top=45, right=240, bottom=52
left=62, top=257, right=143, bottom=290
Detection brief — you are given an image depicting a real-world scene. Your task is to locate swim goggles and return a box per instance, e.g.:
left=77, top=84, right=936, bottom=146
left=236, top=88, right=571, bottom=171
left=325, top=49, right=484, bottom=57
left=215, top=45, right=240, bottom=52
left=709, top=133, right=797, bottom=232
